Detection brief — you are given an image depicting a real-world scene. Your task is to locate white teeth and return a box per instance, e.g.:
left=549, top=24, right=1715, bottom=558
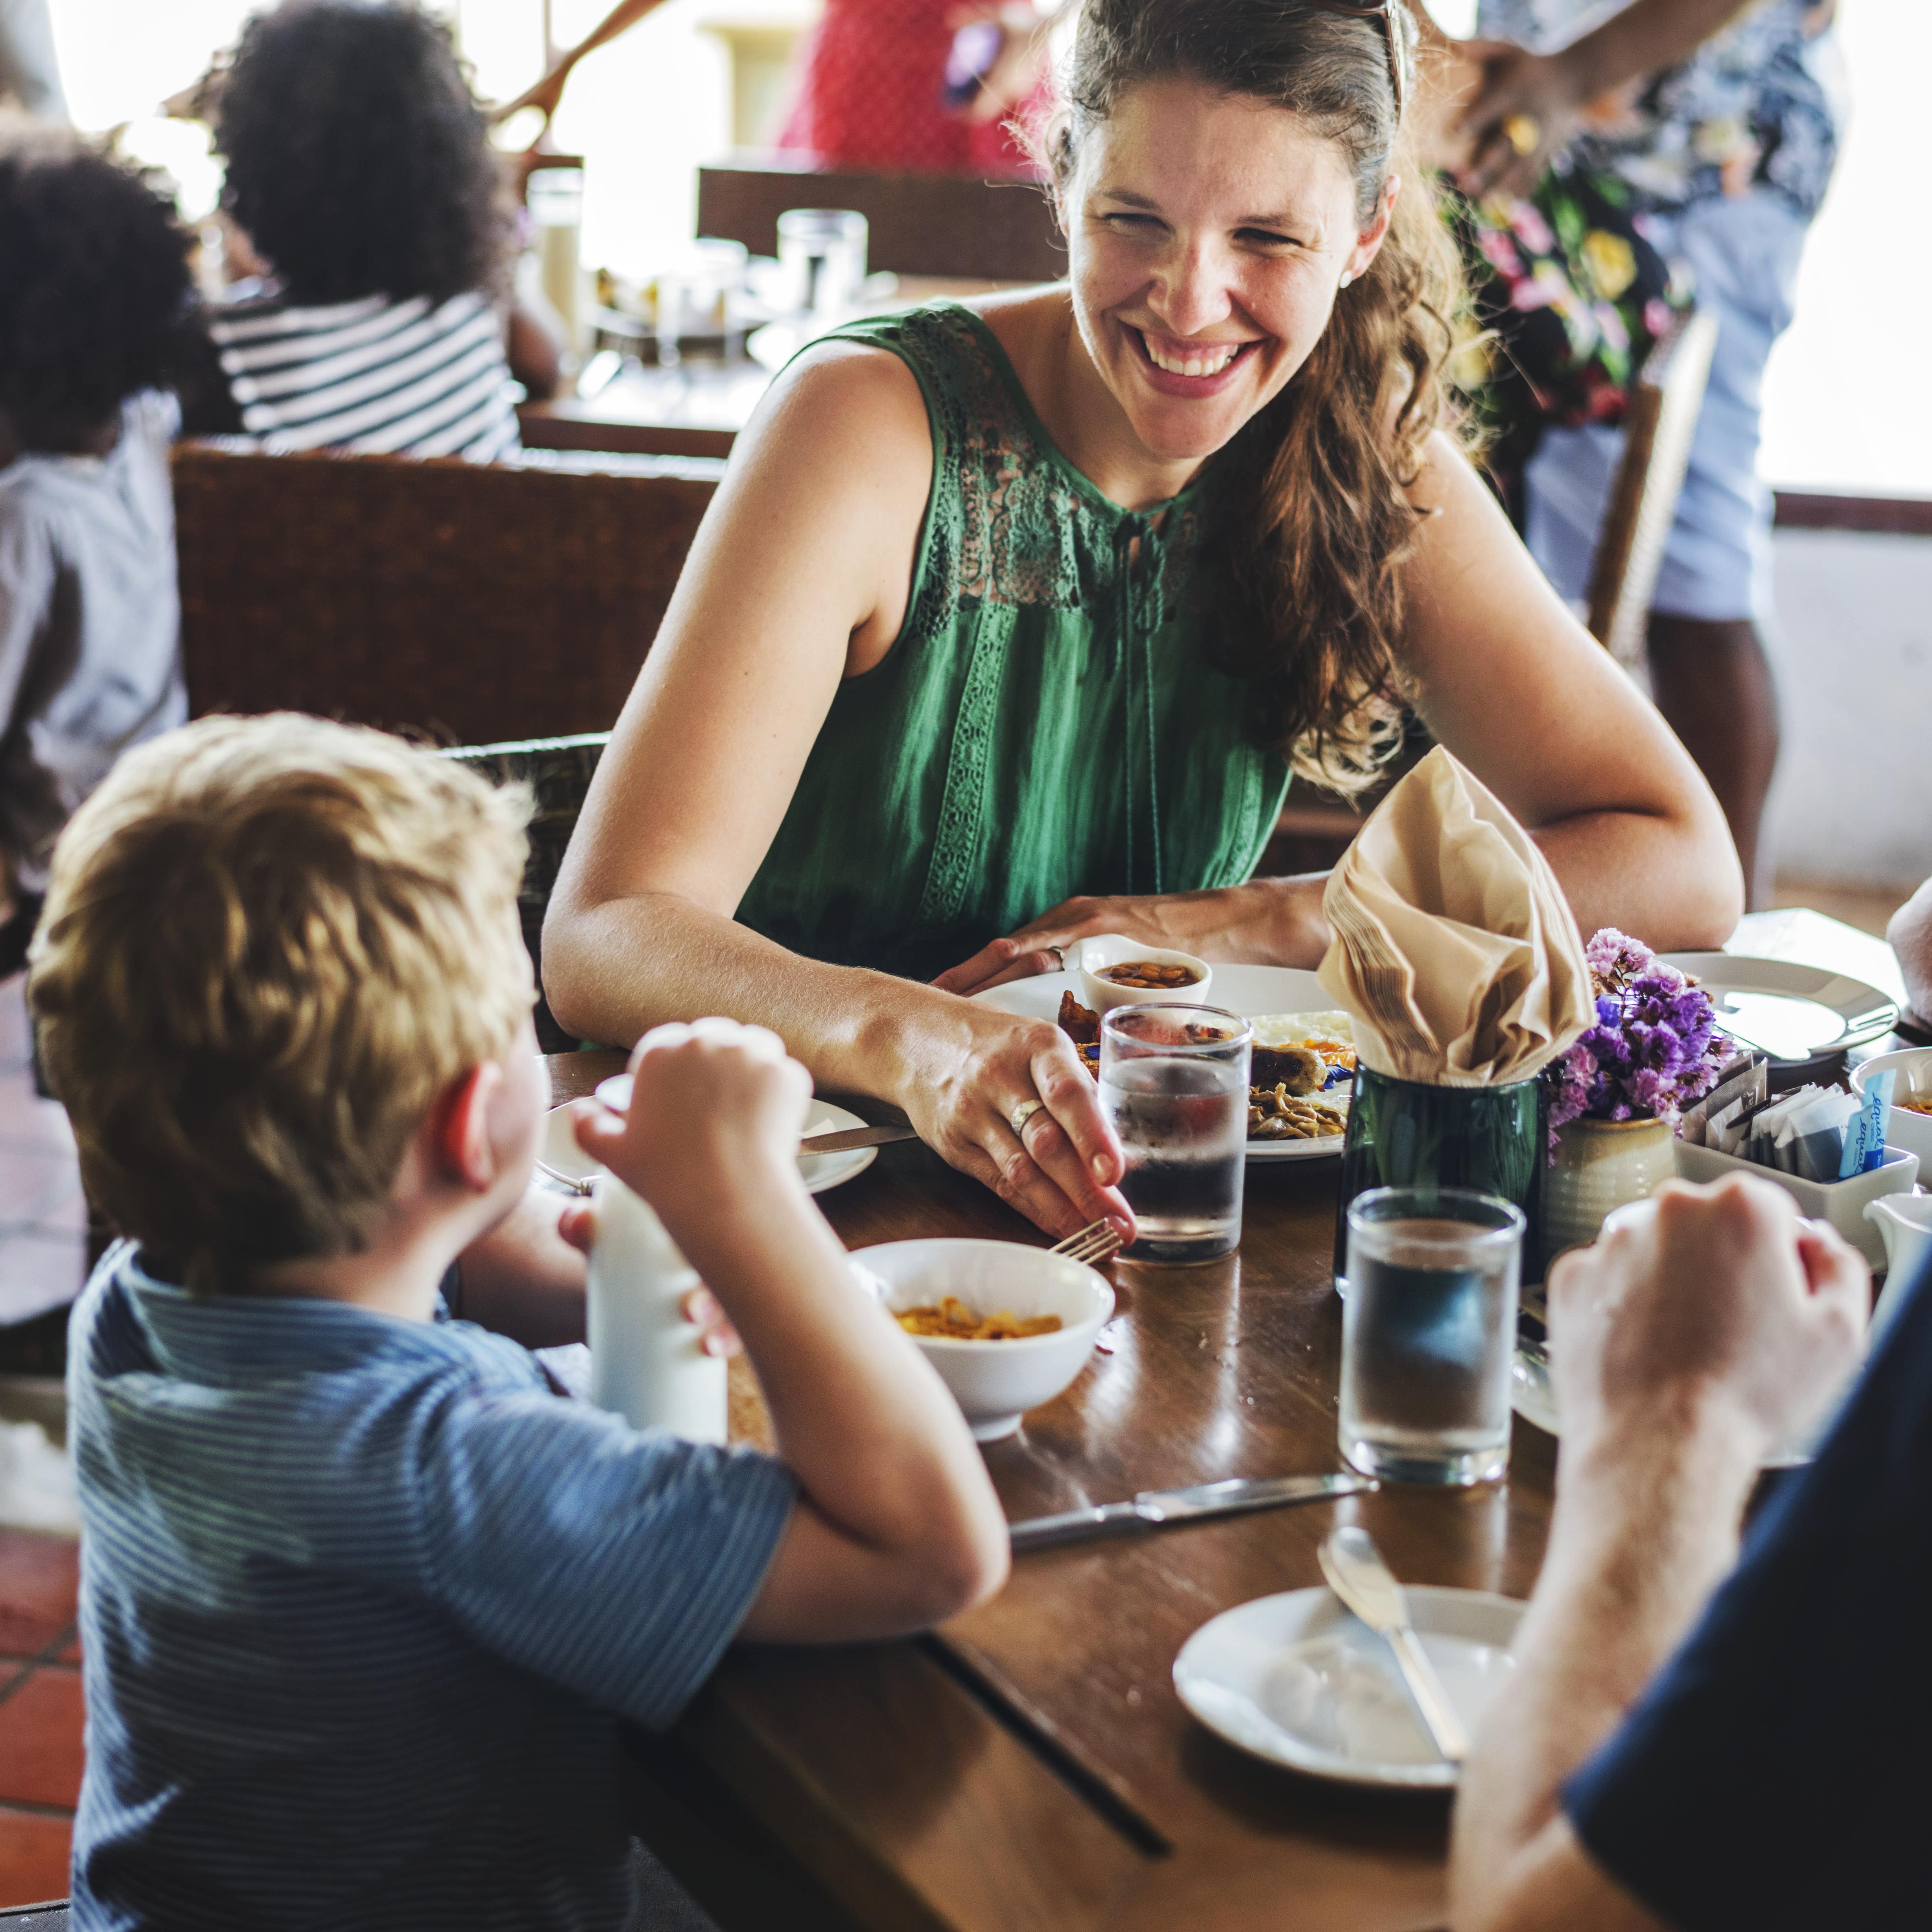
left=1143, top=336, right=1240, bottom=378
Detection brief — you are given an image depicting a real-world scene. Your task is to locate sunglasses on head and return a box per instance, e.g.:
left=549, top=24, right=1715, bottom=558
left=1300, top=0, right=1407, bottom=125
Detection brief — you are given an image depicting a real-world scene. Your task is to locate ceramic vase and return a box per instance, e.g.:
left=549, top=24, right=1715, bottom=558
left=1334, top=1066, right=1547, bottom=1289
left=1542, top=1116, right=1676, bottom=1266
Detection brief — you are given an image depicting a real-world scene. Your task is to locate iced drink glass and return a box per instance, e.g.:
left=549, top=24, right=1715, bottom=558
left=1339, top=1187, right=1524, bottom=1485
left=1100, top=1003, right=1252, bottom=1264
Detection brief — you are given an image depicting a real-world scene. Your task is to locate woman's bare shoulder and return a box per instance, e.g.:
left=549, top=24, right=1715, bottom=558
left=754, top=336, right=932, bottom=456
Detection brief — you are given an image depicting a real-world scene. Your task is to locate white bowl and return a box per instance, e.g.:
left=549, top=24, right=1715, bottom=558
left=1073, top=932, right=1213, bottom=1016
left=855, top=1238, right=1115, bottom=1442
left=1850, top=1047, right=1932, bottom=1164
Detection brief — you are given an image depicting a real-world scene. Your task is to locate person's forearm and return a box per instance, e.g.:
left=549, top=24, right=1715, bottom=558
left=1558, top=0, right=1761, bottom=102
left=545, top=889, right=955, bottom=1105
left=1532, top=808, right=1741, bottom=952
left=1451, top=1414, right=1760, bottom=1928
left=653, top=1165, right=1005, bottom=1577
left=1886, top=878, right=1932, bottom=1027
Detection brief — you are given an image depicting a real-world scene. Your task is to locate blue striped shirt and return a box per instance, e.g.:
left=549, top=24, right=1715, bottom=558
left=67, top=1243, right=795, bottom=1931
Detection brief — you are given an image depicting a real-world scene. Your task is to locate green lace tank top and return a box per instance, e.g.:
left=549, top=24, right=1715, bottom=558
left=734, top=304, right=1292, bottom=984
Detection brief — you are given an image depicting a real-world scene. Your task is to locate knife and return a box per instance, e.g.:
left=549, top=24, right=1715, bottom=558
left=802, top=1123, right=919, bottom=1154
left=1318, top=1525, right=1468, bottom=1763
left=1009, top=1473, right=1375, bottom=1553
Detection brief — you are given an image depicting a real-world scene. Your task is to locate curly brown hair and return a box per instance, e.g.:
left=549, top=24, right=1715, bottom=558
left=214, top=1, right=510, bottom=307
left=1048, top=0, right=1465, bottom=793
left=0, top=124, right=196, bottom=453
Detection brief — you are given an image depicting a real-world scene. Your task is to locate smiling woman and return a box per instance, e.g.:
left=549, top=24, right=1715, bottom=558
left=542, top=0, right=1741, bottom=1243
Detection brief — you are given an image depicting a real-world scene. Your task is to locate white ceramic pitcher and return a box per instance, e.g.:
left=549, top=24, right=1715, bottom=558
left=1865, top=1192, right=1932, bottom=1292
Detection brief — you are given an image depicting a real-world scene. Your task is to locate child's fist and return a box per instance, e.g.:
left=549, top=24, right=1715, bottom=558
left=572, top=1016, right=814, bottom=1206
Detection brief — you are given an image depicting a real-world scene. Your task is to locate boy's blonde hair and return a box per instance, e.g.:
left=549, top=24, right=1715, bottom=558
left=28, top=714, right=532, bottom=1293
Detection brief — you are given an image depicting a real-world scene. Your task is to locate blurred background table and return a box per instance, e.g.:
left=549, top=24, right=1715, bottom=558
left=518, top=274, right=1030, bottom=461
left=549, top=1049, right=1556, bottom=1932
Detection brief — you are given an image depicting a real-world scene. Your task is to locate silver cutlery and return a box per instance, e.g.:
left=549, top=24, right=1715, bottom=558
left=1010, top=1472, right=1374, bottom=1553
left=1051, top=1217, right=1125, bottom=1266
left=801, top=1123, right=920, bottom=1153
left=1318, top=1525, right=1469, bottom=1764
left=534, top=1159, right=594, bottom=1196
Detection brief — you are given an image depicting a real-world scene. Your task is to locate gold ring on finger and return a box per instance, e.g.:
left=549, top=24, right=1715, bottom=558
left=1009, top=1098, right=1046, bottom=1139
left=1502, top=112, right=1541, bottom=158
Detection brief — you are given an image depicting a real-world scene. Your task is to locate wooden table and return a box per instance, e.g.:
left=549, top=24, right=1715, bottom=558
left=550, top=1051, right=1557, bottom=1931
left=518, top=276, right=1030, bottom=463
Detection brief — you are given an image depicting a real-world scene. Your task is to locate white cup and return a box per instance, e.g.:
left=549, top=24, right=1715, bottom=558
left=586, top=1173, right=726, bottom=1443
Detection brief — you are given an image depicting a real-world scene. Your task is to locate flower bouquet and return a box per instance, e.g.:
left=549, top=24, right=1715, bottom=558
left=1541, top=930, right=1734, bottom=1261
left=1548, top=929, right=1733, bottom=1139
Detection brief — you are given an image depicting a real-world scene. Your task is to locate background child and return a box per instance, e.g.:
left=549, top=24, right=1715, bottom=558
left=0, top=121, right=194, bottom=977
left=29, top=713, right=1007, bottom=1931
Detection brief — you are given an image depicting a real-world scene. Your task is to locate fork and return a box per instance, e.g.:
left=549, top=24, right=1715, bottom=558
left=1051, top=1217, right=1125, bottom=1266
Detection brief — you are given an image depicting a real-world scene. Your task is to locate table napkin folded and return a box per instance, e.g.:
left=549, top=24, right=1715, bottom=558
left=1316, top=746, right=1593, bottom=1086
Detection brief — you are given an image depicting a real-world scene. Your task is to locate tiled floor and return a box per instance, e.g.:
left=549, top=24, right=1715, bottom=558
left=0, top=972, right=86, bottom=1909
left=0, top=1527, right=80, bottom=1907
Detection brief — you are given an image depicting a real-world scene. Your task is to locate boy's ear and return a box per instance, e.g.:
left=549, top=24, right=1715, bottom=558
left=431, top=1062, right=505, bottom=1194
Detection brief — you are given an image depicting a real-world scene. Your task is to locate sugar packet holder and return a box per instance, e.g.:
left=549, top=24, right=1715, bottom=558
left=1679, top=1048, right=1769, bottom=1147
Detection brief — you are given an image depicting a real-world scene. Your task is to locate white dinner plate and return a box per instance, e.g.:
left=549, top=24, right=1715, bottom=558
left=973, top=965, right=1348, bottom=1161
left=539, top=1096, right=879, bottom=1197
left=1174, top=1584, right=1525, bottom=1790
left=1661, top=953, right=1899, bottom=1062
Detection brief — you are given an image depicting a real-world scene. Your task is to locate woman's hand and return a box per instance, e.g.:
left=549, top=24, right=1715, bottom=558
left=900, top=1000, right=1134, bottom=1243
left=933, top=877, right=1334, bottom=997
left=1455, top=40, right=1592, bottom=199
left=556, top=1199, right=743, bottom=1359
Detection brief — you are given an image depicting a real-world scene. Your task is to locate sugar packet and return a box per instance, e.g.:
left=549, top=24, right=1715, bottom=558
left=1838, top=1069, right=1897, bottom=1179
left=1679, top=1049, right=1769, bottom=1147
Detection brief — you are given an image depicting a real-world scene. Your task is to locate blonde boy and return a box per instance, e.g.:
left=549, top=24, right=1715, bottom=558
left=34, top=714, right=1006, bottom=1932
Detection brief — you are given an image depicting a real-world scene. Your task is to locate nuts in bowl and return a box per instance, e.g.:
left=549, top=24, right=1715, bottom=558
left=1073, top=933, right=1213, bottom=1015
left=857, top=1238, right=1115, bottom=1441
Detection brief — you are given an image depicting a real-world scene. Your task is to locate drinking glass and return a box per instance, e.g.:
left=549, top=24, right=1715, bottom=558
left=527, top=166, right=585, bottom=357
left=1339, top=1187, right=1524, bottom=1486
left=1099, top=1004, right=1252, bottom=1264
left=776, top=208, right=868, bottom=321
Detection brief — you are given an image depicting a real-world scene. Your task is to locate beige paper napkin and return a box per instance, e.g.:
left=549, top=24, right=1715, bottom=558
left=1316, top=747, right=1593, bottom=1087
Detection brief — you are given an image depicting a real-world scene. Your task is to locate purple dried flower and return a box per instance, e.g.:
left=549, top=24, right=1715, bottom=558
left=1547, top=930, right=1733, bottom=1151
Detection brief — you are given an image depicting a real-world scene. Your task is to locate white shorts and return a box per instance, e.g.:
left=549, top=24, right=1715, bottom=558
left=1521, top=189, right=1813, bottom=626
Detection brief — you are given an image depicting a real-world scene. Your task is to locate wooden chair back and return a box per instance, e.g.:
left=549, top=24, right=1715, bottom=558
left=1585, top=308, right=1722, bottom=668
left=697, top=152, right=1064, bottom=283
left=172, top=442, right=722, bottom=745
left=443, top=734, right=611, bottom=1052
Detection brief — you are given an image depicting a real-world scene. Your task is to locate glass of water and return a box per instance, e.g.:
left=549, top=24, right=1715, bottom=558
left=1099, top=1004, right=1252, bottom=1264
left=1339, top=1187, right=1524, bottom=1486
left=776, top=208, right=868, bottom=321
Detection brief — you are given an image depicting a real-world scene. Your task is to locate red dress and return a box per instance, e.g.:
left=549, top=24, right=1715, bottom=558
left=777, top=0, right=1048, bottom=175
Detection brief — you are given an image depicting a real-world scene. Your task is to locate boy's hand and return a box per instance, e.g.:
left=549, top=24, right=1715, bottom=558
left=556, top=1198, right=743, bottom=1359
left=571, top=1016, right=815, bottom=1221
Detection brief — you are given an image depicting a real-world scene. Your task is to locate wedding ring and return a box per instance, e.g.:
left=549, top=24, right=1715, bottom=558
left=1502, top=112, right=1541, bottom=158
left=1045, top=944, right=1066, bottom=969
left=1009, top=1099, right=1046, bottom=1138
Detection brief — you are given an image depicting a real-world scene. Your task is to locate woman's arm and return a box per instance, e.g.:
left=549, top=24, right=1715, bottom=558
left=542, top=345, right=1131, bottom=1241
left=1397, top=433, right=1742, bottom=949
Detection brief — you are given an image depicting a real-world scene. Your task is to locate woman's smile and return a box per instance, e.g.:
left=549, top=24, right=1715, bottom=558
left=1128, top=325, right=1264, bottom=395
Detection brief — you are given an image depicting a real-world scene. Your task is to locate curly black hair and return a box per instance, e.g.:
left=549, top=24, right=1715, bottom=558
left=0, top=127, right=196, bottom=453
left=214, top=1, right=510, bottom=307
